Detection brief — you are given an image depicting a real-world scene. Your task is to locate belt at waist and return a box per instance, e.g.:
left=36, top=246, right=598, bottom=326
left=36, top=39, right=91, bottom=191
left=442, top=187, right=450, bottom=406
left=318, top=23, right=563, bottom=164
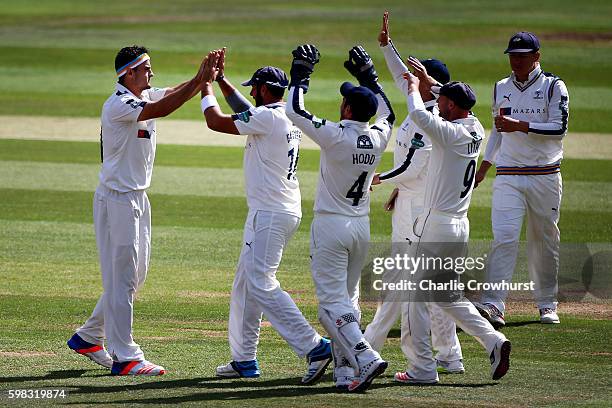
left=496, top=164, right=560, bottom=176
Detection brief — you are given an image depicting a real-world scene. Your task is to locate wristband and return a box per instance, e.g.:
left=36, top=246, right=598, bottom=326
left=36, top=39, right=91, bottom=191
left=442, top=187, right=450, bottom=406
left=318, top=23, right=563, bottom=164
left=215, top=74, right=225, bottom=82
left=201, top=95, right=219, bottom=113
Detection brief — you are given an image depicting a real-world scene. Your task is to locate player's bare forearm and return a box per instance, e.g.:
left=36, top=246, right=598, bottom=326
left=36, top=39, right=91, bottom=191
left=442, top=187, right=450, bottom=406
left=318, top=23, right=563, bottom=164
left=217, top=76, right=236, bottom=98
left=201, top=83, right=240, bottom=135
left=138, top=76, right=201, bottom=121
left=474, top=160, right=492, bottom=188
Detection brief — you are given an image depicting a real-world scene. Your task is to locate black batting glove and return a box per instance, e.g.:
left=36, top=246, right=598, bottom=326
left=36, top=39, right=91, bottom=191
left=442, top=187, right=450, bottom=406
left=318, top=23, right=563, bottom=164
left=289, top=44, right=320, bottom=92
left=344, top=45, right=382, bottom=93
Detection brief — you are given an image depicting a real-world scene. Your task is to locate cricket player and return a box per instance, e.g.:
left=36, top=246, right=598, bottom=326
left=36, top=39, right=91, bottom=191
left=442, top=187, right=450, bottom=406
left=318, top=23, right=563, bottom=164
left=395, top=72, right=511, bottom=384
left=286, top=44, right=394, bottom=392
left=68, top=45, right=209, bottom=376
left=364, top=11, right=464, bottom=376
left=199, top=49, right=332, bottom=384
left=473, top=32, right=569, bottom=327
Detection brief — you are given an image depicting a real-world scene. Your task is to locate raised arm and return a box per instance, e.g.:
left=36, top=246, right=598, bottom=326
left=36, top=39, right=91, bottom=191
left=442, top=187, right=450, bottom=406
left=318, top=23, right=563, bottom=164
left=344, top=45, right=395, bottom=136
left=404, top=72, right=458, bottom=145
left=199, top=50, right=241, bottom=135
left=286, top=44, right=343, bottom=148
left=137, top=55, right=208, bottom=121
left=214, top=48, right=254, bottom=113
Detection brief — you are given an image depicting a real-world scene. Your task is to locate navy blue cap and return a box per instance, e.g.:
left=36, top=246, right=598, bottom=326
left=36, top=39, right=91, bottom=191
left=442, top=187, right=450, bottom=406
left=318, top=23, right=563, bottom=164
left=340, top=82, right=378, bottom=122
left=439, top=81, right=477, bottom=110
left=421, top=59, right=450, bottom=84
left=242, top=66, right=289, bottom=88
left=505, top=31, right=540, bottom=54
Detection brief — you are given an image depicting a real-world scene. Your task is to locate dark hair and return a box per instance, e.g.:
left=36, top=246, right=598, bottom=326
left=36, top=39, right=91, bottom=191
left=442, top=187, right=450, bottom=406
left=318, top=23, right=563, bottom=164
left=263, top=84, right=285, bottom=99
left=115, top=45, right=149, bottom=84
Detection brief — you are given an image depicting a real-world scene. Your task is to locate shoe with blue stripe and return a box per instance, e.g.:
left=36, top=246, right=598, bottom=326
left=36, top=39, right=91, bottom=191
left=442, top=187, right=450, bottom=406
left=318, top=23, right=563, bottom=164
left=216, top=360, right=260, bottom=378
left=67, top=333, right=112, bottom=369
left=302, top=338, right=332, bottom=385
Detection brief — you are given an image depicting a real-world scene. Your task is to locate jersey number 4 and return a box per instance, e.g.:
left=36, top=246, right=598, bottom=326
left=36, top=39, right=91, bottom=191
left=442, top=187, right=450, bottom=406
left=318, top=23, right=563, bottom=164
left=460, top=159, right=476, bottom=198
left=346, top=171, right=368, bottom=206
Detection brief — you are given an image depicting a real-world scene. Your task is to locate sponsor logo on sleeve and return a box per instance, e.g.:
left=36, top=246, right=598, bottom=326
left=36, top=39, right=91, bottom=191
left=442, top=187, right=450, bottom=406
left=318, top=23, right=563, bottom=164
left=232, top=111, right=253, bottom=123
left=312, top=118, right=326, bottom=128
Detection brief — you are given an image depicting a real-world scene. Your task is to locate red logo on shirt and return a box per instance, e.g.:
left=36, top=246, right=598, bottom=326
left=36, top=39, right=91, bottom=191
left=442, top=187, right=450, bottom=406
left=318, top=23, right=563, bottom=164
left=137, top=129, right=151, bottom=139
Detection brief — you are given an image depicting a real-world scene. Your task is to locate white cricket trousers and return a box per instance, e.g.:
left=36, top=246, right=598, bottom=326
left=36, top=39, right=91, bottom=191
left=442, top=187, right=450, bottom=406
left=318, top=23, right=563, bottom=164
left=77, top=184, right=150, bottom=362
left=404, top=209, right=506, bottom=380
left=481, top=173, right=562, bottom=312
left=310, top=213, right=373, bottom=369
left=228, top=209, right=320, bottom=361
left=364, top=191, right=462, bottom=365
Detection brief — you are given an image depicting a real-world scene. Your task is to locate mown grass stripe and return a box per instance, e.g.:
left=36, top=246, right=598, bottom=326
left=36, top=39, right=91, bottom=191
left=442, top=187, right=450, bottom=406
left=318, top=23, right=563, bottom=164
left=2, top=139, right=612, bottom=182
left=1, top=188, right=611, bottom=242
left=2, top=160, right=611, bottom=212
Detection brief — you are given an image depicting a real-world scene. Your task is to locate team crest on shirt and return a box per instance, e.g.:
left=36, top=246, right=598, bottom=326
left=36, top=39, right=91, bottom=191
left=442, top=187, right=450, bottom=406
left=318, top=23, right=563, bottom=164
left=357, top=135, right=373, bottom=149
left=533, top=90, right=544, bottom=100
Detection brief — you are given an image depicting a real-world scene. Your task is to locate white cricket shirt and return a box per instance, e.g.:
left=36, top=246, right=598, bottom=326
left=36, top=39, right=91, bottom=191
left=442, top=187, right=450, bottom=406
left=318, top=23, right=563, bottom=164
left=99, top=84, right=167, bottom=192
left=407, top=91, right=485, bottom=217
left=286, top=87, right=394, bottom=217
left=233, top=102, right=302, bottom=218
left=484, top=65, right=569, bottom=168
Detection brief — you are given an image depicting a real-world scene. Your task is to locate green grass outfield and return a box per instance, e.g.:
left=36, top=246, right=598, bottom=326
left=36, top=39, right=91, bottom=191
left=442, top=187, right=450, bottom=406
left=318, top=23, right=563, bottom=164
left=1, top=1, right=612, bottom=406
left=1, top=0, right=612, bottom=132
left=0, top=139, right=611, bottom=407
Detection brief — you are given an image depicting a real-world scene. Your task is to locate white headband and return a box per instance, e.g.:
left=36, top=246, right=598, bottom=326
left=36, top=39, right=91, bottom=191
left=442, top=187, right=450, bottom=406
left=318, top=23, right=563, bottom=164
left=116, top=53, right=150, bottom=77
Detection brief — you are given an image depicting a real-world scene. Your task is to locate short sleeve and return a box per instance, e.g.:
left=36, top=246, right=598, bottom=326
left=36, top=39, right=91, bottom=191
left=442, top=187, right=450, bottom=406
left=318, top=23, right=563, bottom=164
left=143, top=87, right=168, bottom=102
left=109, top=94, right=147, bottom=122
left=233, top=107, right=274, bottom=136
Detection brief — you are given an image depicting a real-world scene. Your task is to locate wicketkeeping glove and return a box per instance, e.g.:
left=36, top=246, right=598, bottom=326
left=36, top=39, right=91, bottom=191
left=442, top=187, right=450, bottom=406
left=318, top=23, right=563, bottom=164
left=344, top=45, right=382, bottom=93
left=289, top=44, right=320, bottom=92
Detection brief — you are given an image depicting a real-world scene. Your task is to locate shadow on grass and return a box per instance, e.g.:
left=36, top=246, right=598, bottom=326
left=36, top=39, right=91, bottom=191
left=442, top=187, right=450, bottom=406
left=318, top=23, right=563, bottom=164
left=0, top=369, right=94, bottom=383
left=57, top=374, right=498, bottom=404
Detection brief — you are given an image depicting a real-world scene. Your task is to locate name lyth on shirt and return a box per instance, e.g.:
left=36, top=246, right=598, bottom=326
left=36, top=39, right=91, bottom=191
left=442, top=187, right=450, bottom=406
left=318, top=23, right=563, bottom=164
left=467, top=138, right=482, bottom=155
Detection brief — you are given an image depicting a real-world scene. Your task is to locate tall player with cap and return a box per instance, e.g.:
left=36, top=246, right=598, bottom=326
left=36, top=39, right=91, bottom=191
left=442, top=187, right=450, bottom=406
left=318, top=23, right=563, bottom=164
left=364, top=11, right=465, bottom=378
left=286, top=44, right=395, bottom=392
left=68, top=45, right=209, bottom=376
left=395, top=71, right=512, bottom=383
left=199, top=49, right=332, bottom=385
left=473, top=32, right=570, bottom=327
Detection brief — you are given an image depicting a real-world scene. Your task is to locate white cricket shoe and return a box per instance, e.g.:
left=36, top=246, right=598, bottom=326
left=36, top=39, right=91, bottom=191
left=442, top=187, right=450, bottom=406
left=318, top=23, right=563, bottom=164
left=394, top=371, right=439, bottom=384
left=334, top=365, right=355, bottom=390
left=67, top=333, right=113, bottom=369
left=436, top=359, right=465, bottom=374
left=539, top=308, right=560, bottom=324
left=111, top=360, right=165, bottom=376
left=347, top=347, right=387, bottom=393
left=490, top=338, right=511, bottom=380
left=302, top=338, right=332, bottom=385
left=215, top=360, right=260, bottom=378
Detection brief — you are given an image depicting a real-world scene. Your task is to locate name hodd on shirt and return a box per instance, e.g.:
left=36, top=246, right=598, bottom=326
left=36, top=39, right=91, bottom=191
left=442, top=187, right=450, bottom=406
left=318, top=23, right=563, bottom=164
left=285, top=86, right=394, bottom=217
